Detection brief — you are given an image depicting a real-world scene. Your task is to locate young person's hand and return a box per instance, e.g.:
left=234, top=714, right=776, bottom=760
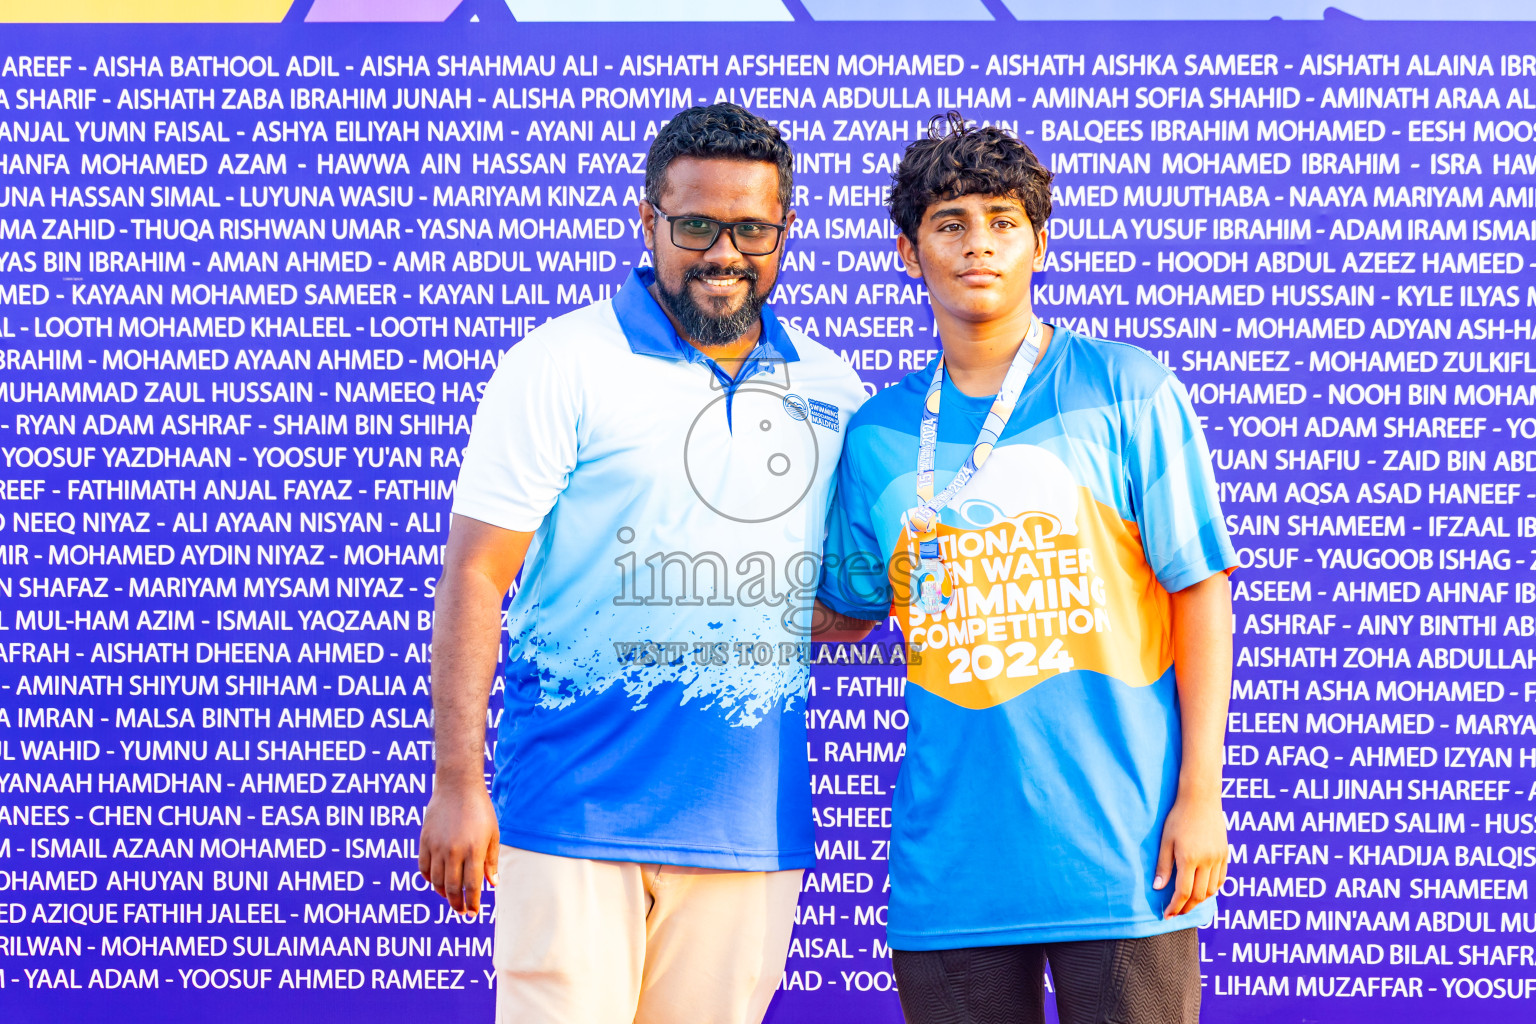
left=1153, top=788, right=1228, bottom=918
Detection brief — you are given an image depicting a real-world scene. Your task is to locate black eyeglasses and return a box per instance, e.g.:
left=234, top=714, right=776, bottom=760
left=653, top=207, right=786, bottom=256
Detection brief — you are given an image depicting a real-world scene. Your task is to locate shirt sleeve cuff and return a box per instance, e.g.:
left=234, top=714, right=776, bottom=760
left=1158, top=559, right=1238, bottom=594
left=449, top=499, right=545, bottom=534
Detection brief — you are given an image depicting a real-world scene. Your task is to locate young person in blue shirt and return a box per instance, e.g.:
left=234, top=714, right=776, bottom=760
left=417, top=104, right=865, bottom=1024
left=814, top=114, right=1237, bottom=1024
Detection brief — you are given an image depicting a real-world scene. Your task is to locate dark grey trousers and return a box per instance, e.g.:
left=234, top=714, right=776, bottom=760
left=891, top=928, right=1201, bottom=1024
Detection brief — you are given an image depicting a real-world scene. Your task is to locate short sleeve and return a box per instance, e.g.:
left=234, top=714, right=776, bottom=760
left=817, top=439, right=894, bottom=621
left=451, top=337, right=581, bottom=533
left=1125, top=375, right=1239, bottom=593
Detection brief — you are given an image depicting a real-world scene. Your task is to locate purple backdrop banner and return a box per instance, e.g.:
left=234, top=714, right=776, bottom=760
left=2, top=9, right=1536, bottom=1023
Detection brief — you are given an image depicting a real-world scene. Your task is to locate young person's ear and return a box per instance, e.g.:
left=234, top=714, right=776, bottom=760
left=1031, top=227, right=1048, bottom=272
left=897, top=233, right=923, bottom=279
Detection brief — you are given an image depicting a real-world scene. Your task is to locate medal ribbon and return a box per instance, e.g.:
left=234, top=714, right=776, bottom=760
left=904, top=319, right=1043, bottom=610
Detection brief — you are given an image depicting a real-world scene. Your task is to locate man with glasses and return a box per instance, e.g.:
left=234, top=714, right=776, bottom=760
left=417, top=103, right=866, bottom=1024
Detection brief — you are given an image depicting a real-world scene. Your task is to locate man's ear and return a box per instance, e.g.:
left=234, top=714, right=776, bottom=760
left=638, top=199, right=657, bottom=250
left=780, top=205, right=804, bottom=256
left=897, top=233, right=923, bottom=279
left=1032, top=226, right=1048, bottom=272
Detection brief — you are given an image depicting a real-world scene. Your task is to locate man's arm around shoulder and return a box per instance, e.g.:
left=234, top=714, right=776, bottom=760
left=417, top=515, right=534, bottom=916
left=811, top=600, right=881, bottom=643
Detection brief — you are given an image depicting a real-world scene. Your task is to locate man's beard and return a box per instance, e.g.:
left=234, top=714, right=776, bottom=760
left=654, top=263, right=765, bottom=347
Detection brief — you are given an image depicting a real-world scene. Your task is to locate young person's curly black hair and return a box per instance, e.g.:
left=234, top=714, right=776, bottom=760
left=888, top=112, right=1054, bottom=243
left=645, top=103, right=794, bottom=214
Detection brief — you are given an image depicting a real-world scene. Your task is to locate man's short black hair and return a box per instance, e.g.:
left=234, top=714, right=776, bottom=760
left=889, top=112, right=1053, bottom=244
left=645, top=103, right=794, bottom=216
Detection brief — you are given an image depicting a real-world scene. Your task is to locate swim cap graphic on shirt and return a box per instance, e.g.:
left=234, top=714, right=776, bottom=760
left=954, top=444, right=1081, bottom=538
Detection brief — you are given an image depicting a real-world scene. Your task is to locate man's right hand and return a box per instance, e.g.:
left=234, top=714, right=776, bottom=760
left=419, top=781, right=501, bottom=915
left=811, top=599, right=881, bottom=643
left=417, top=515, right=533, bottom=917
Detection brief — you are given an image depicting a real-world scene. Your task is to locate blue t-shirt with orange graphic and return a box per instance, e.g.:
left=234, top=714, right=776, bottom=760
left=819, top=325, right=1238, bottom=949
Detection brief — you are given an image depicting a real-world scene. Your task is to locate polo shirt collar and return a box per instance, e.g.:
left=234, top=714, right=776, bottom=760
left=613, top=267, right=799, bottom=365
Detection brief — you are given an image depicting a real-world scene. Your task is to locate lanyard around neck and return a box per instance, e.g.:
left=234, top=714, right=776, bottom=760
left=906, top=317, right=1044, bottom=542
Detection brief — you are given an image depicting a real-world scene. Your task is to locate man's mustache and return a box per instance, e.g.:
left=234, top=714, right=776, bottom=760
left=682, top=264, right=758, bottom=285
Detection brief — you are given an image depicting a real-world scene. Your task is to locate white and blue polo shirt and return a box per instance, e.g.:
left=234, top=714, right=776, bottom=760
left=453, top=267, right=867, bottom=870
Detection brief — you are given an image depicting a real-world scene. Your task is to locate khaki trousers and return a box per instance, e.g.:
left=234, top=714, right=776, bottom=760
left=493, top=844, right=804, bottom=1024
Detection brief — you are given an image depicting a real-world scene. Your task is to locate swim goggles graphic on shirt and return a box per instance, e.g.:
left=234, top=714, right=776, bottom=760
left=903, top=318, right=1043, bottom=615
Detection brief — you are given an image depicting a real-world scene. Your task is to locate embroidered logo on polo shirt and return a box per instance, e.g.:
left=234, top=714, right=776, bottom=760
left=808, top=398, right=840, bottom=432
left=783, top=394, right=809, bottom=421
